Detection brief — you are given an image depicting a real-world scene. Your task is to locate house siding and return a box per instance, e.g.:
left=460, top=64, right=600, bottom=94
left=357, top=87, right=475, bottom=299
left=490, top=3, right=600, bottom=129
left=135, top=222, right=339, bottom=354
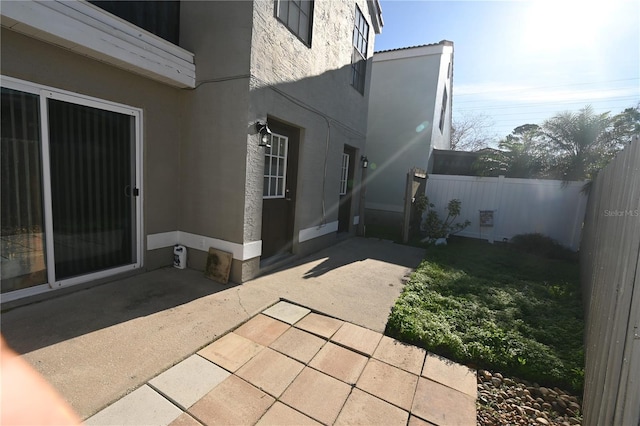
left=0, top=0, right=382, bottom=300
left=365, top=42, right=453, bottom=226
left=247, top=0, right=376, bottom=261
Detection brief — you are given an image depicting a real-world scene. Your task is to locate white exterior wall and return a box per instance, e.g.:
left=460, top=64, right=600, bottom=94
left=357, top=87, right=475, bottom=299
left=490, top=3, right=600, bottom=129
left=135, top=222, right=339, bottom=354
left=365, top=43, right=453, bottom=215
left=426, top=174, right=588, bottom=250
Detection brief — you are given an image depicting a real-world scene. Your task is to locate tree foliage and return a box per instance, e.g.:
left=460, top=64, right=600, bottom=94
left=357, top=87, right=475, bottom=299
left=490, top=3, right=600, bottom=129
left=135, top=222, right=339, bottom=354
left=473, top=104, right=639, bottom=181
left=450, top=112, right=496, bottom=151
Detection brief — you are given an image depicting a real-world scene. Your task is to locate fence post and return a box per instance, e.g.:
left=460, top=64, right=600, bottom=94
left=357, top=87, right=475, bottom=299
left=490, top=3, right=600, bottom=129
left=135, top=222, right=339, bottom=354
left=402, top=169, right=413, bottom=243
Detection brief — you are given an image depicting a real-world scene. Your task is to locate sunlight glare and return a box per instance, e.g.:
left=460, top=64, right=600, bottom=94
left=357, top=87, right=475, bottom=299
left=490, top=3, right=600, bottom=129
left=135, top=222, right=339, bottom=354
left=522, top=0, right=611, bottom=50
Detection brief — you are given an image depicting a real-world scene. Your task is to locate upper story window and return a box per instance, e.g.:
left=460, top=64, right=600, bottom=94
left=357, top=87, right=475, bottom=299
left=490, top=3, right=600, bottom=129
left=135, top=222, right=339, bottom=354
left=89, top=1, right=180, bottom=45
left=351, top=5, right=369, bottom=94
left=439, top=87, right=448, bottom=133
left=276, top=0, right=314, bottom=46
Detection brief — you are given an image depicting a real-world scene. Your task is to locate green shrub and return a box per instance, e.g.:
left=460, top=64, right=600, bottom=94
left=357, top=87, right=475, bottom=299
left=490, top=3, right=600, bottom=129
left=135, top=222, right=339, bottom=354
left=509, top=233, right=577, bottom=261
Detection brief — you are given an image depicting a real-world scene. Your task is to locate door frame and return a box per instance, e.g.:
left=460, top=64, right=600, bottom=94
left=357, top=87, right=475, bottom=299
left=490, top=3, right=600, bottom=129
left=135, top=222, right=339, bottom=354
left=260, top=118, right=300, bottom=261
left=1, top=76, right=143, bottom=300
left=338, top=145, right=356, bottom=233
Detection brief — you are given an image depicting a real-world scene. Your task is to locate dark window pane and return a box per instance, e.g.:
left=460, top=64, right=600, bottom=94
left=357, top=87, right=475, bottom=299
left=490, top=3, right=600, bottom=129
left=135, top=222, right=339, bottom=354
left=1, top=88, right=48, bottom=293
left=89, top=1, right=180, bottom=45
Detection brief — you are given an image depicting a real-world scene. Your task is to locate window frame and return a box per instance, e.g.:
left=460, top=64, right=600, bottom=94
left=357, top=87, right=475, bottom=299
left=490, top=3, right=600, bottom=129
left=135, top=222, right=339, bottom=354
left=275, top=0, right=314, bottom=47
left=263, top=133, right=289, bottom=199
left=439, top=87, right=448, bottom=133
left=351, top=5, right=370, bottom=95
left=339, top=153, right=350, bottom=195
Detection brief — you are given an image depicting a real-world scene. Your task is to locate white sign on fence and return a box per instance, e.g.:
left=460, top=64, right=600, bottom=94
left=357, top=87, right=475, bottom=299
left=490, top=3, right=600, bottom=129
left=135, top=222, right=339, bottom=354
left=426, top=174, right=588, bottom=250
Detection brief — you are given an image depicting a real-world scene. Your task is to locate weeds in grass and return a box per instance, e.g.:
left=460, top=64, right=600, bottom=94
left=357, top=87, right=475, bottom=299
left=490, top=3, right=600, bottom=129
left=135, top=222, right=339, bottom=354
left=386, top=237, right=584, bottom=393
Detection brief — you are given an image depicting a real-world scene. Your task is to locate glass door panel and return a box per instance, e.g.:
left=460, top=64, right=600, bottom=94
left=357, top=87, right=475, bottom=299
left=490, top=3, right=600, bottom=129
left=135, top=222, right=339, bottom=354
left=47, top=99, right=136, bottom=280
left=0, top=88, right=48, bottom=293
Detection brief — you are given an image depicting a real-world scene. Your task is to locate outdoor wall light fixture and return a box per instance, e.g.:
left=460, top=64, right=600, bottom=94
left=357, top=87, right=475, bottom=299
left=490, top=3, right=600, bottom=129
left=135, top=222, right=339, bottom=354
left=256, top=121, right=272, bottom=148
left=361, top=155, right=369, bottom=168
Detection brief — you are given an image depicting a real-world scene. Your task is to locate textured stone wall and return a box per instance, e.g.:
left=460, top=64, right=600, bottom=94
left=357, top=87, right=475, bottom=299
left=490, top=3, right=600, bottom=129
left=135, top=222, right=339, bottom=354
left=245, top=0, right=378, bottom=247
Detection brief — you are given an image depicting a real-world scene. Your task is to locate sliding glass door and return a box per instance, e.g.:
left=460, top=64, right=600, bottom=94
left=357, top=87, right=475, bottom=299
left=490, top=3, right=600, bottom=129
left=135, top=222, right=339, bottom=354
left=47, top=98, right=137, bottom=280
left=0, top=79, right=141, bottom=298
left=1, top=88, right=48, bottom=294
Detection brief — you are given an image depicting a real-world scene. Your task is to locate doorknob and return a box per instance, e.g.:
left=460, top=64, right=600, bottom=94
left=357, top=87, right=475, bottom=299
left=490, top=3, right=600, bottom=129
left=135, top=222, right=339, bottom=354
left=285, top=188, right=292, bottom=201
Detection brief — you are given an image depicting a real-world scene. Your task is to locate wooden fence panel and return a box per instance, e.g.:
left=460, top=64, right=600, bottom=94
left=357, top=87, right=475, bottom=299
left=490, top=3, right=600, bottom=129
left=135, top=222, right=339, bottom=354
left=580, top=137, right=640, bottom=425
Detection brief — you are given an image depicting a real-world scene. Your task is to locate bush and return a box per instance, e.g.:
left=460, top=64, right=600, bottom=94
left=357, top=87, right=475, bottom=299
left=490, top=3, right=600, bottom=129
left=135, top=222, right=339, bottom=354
left=510, top=233, right=577, bottom=261
left=423, top=198, right=471, bottom=239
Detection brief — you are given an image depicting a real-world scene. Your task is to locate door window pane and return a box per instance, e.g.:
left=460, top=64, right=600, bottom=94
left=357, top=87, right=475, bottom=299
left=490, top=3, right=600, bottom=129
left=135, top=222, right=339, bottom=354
left=1, top=88, right=47, bottom=293
left=263, top=134, right=288, bottom=199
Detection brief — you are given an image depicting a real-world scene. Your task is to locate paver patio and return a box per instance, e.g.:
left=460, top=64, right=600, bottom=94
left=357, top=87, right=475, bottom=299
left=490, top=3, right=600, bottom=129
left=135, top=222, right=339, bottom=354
left=86, top=301, right=476, bottom=426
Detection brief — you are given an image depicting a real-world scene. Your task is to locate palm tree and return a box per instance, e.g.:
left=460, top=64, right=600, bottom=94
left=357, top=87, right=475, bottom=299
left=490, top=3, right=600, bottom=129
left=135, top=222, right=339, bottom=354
left=541, top=106, right=616, bottom=181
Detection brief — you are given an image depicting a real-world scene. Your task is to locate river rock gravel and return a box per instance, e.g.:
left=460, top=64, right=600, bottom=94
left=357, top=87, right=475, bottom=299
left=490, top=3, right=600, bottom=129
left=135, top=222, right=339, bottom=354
left=476, top=370, right=583, bottom=425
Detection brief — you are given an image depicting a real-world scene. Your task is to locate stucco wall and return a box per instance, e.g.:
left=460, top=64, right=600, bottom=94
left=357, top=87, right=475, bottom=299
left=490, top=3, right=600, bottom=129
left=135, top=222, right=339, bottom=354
left=178, top=1, right=253, bottom=247
left=247, top=0, right=376, bottom=252
left=366, top=44, right=452, bottom=215
left=0, top=28, right=182, bottom=271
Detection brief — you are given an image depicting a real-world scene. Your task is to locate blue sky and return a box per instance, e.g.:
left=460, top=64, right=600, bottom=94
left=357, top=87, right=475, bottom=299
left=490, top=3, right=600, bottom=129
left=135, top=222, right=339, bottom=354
left=374, top=0, right=640, bottom=141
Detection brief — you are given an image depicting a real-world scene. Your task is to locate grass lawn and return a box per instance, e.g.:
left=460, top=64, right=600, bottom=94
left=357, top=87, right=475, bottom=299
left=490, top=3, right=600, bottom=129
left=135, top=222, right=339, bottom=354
left=386, top=236, right=584, bottom=393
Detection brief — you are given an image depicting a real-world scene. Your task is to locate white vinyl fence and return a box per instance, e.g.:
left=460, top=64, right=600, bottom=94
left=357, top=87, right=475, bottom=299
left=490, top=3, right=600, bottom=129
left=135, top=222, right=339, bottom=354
left=425, top=174, right=588, bottom=250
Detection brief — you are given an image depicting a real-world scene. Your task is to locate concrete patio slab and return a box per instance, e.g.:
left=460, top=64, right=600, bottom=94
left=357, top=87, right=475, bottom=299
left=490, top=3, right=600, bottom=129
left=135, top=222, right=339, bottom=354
left=1, top=237, right=429, bottom=419
left=356, top=358, right=419, bottom=411
left=335, top=388, right=409, bottom=426
left=262, top=300, right=310, bottom=324
left=412, top=377, right=476, bottom=426
left=269, top=327, right=325, bottom=363
left=235, top=348, right=305, bottom=398
left=308, top=341, right=368, bottom=385
left=294, top=312, right=344, bottom=338
left=331, top=321, right=383, bottom=356
left=187, top=375, right=275, bottom=425
left=255, top=402, right=322, bottom=426
left=280, top=367, right=352, bottom=425
left=169, top=413, right=204, bottom=426
left=197, top=332, right=264, bottom=373
left=148, top=355, right=230, bottom=410
left=234, top=314, right=290, bottom=347
left=85, top=384, right=182, bottom=426
left=373, top=335, right=427, bottom=375
left=422, top=352, right=477, bottom=397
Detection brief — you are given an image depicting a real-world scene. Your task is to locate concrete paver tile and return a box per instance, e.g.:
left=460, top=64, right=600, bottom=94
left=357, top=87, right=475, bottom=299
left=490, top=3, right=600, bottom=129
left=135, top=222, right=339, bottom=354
left=335, top=388, right=409, bottom=425
left=422, top=353, right=476, bottom=397
left=408, top=415, right=436, bottom=426
left=356, top=358, right=418, bottom=411
left=294, top=312, right=344, bottom=338
left=234, top=314, right=290, bottom=346
left=188, top=375, right=275, bottom=425
left=169, top=413, right=204, bottom=426
left=236, top=348, right=305, bottom=397
left=148, top=354, right=230, bottom=409
left=269, top=327, right=326, bottom=363
left=331, top=322, right=383, bottom=356
left=262, top=301, right=311, bottom=324
left=255, top=402, right=322, bottom=426
left=309, top=341, right=368, bottom=384
left=373, top=335, right=426, bottom=375
left=85, top=385, right=181, bottom=426
left=280, top=367, right=351, bottom=425
left=411, top=377, right=476, bottom=426
left=197, top=332, right=264, bottom=372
